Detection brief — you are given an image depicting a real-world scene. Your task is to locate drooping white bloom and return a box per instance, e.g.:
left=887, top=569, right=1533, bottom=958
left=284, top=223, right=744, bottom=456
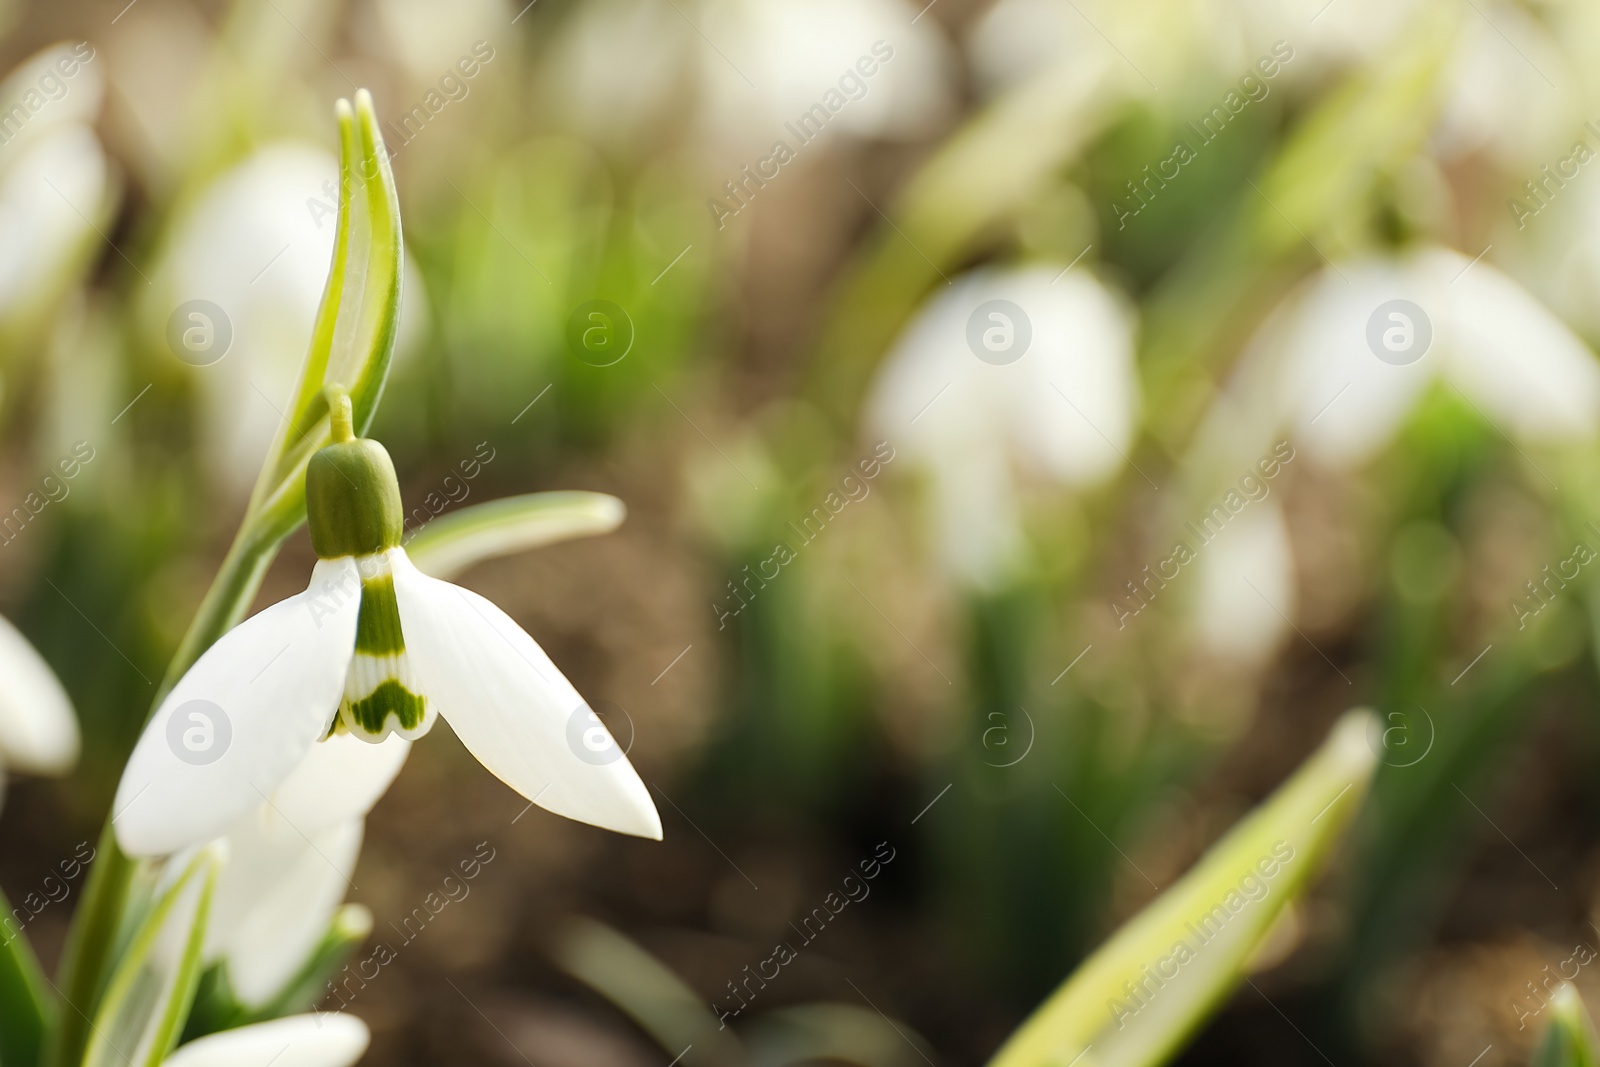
left=206, top=734, right=406, bottom=1005
left=0, top=612, right=78, bottom=795
left=699, top=0, right=955, bottom=148
left=1189, top=498, right=1295, bottom=665
left=114, top=396, right=659, bottom=857
left=0, top=42, right=111, bottom=327
left=1182, top=243, right=1599, bottom=659
left=549, top=0, right=954, bottom=158
left=865, top=264, right=1139, bottom=587
left=163, top=1013, right=369, bottom=1067
left=1218, top=245, right=1600, bottom=469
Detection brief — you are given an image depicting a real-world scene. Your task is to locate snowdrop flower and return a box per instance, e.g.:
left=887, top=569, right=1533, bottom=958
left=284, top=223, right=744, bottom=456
left=1216, top=245, right=1600, bottom=470
left=698, top=0, right=955, bottom=149
left=551, top=0, right=954, bottom=158
left=0, top=42, right=111, bottom=328
left=0, top=612, right=78, bottom=797
left=1183, top=244, right=1599, bottom=659
left=1188, top=498, right=1296, bottom=665
left=865, top=264, right=1139, bottom=588
left=206, top=734, right=407, bottom=1005
left=164, top=1012, right=369, bottom=1067
left=1433, top=1, right=1570, bottom=169
left=113, top=391, right=661, bottom=857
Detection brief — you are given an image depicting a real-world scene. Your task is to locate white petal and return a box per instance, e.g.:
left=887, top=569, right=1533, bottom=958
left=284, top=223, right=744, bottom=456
left=1190, top=499, right=1295, bottom=664
left=0, top=124, right=109, bottom=320
left=266, top=732, right=409, bottom=839
left=163, top=1014, right=369, bottom=1067
left=208, top=816, right=362, bottom=1007
left=113, top=558, right=362, bottom=857
left=1439, top=249, right=1600, bottom=441
left=0, top=612, right=78, bottom=773
left=866, top=264, right=1139, bottom=488
left=390, top=551, right=661, bottom=839
left=1278, top=258, right=1437, bottom=467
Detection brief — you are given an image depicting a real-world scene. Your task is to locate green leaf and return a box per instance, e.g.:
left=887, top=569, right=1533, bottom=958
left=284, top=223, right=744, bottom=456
left=83, top=849, right=218, bottom=1067
left=745, top=1004, right=934, bottom=1067
left=552, top=918, right=741, bottom=1067
left=0, top=885, right=53, bottom=1067
left=405, top=492, right=625, bottom=581
left=1535, top=985, right=1600, bottom=1067
left=247, top=87, right=405, bottom=548
left=986, top=710, right=1378, bottom=1067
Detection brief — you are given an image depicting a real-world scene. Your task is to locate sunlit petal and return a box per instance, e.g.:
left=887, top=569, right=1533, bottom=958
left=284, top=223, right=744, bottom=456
left=114, top=558, right=362, bottom=857
left=390, top=551, right=661, bottom=840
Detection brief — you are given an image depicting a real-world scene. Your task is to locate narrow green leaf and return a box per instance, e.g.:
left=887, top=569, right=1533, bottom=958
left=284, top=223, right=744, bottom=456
left=552, top=918, right=741, bottom=1067
left=745, top=1004, right=934, bottom=1067
left=406, top=492, right=625, bottom=581
left=0, top=885, right=53, bottom=1067
left=83, top=849, right=218, bottom=1067
left=1535, top=985, right=1600, bottom=1067
left=986, top=710, right=1378, bottom=1067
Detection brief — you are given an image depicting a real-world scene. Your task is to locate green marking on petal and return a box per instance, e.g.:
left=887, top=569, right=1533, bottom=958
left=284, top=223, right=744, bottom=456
left=354, top=572, right=405, bottom=655
left=346, top=678, right=428, bottom=735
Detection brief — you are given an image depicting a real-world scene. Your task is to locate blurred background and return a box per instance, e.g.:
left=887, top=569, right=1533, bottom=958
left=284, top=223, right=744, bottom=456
left=4, top=0, right=1600, bottom=1063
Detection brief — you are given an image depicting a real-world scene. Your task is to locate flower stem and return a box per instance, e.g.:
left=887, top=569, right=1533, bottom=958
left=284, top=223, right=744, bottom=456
left=44, top=515, right=291, bottom=1067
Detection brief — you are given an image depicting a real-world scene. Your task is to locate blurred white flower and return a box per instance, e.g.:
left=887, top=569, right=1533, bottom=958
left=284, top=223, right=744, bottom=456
left=0, top=611, right=78, bottom=797
left=1183, top=244, right=1599, bottom=661
left=150, top=145, right=426, bottom=494
left=866, top=263, right=1139, bottom=587
left=550, top=0, right=954, bottom=158
left=0, top=42, right=111, bottom=329
left=967, top=0, right=1114, bottom=98
left=544, top=0, right=692, bottom=150
left=206, top=734, right=407, bottom=1006
left=1227, top=246, right=1600, bottom=469
left=371, top=0, right=509, bottom=85
left=163, top=1013, right=369, bottom=1067
left=1434, top=1, right=1570, bottom=168
left=699, top=0, right=955, bottom=149
left=1189, top=498, right=1295, bottom=664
